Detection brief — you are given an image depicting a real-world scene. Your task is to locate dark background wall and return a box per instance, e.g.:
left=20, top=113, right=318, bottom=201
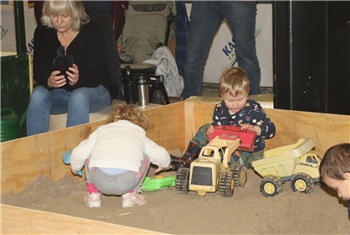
left=273, top=1, right=350, bottom=115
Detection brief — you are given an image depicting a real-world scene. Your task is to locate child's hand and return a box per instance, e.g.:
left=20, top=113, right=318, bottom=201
left=206, top=125, right=215, bottom=140
left=155, top=165, right=173, bottom=174
left=240, top=123, right=261, bottom=136
left=70, top=167, right=79, bottom=175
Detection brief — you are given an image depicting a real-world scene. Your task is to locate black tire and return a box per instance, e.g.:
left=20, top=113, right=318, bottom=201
left=291, top=173, right=315, bottom=194
left=232, top=165, right=248, bottom=187
left=175, top=168, right=190, bottom=193
left=260, top=175, right=283, bottom=197
left=218, top=171, right=235, bottom=197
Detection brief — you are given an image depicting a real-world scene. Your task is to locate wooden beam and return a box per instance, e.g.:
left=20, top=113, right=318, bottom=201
left=1, top=204, right=165, bottom=234
left=263, top=108, right=350, bottom=155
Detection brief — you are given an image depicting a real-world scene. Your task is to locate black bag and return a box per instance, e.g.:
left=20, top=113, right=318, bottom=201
left=149, top=78, right=169, bottom=105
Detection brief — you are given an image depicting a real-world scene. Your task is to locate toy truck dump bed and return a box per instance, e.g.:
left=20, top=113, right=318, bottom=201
left=209, top=126, right=257, bottom=152
left=253, top=138, right=315, bottom=178
left=252, top=138, right=322, bottom=197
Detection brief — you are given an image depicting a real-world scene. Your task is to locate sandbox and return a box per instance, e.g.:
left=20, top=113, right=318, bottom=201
left=1, top=97, right=349, bottom=234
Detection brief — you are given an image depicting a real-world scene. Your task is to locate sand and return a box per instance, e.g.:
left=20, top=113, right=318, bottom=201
left=2, top=167, right=349, bottom=234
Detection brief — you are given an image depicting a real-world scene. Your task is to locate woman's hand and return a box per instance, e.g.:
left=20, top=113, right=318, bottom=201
left=240, top=123, right=261, bottom=136
left=66, top=63, right=79, bottom=86
left=48, top=70, right=66, bottom=88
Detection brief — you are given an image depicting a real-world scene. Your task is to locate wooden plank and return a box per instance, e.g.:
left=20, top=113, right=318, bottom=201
left=263, top=108, right=350, bottom=155
left=184, top=97, right=220, bottom=146
left=145, top=102, right=185, bottom=152
left=184, top=98, right=195, bottom=146
left=1, top=134, right=50, bottom=194
left=1, top=204, right=166, bottom=234
left=0, top=125, right=96, bottom=194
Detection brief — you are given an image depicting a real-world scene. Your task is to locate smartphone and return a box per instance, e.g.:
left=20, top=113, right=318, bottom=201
left=53, top=54, right=74, bottom=83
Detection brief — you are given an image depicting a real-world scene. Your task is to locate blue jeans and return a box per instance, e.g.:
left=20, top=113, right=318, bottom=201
left=26, top=85, right=111, bottom=135
left=182, top=1, right=261, bottom=99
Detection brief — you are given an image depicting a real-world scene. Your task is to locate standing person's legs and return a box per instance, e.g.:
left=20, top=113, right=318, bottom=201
left=26, top=86, right=69, bottom=135
left=175, top=0, right=189, bottom=77
left=88, top=11, right=121, bottom=99
left=66, top=85, right=111, bottom=127
left=223, top=1, right=261, bottom=94
left=182, top=2, right=223, bottom=99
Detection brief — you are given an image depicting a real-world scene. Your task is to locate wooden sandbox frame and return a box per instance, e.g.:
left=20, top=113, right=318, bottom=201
left=1, top=97, right=349, bottom=234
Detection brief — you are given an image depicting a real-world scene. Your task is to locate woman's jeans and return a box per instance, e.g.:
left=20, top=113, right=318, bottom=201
left=26, top=85, right=111, bottom=136
left=182, top=1, right=261, bottom=99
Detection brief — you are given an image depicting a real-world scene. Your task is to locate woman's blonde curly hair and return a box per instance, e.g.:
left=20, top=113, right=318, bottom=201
left=41, top=0, right=89, bottom=31
left=106, top=104, right=148, bottom=130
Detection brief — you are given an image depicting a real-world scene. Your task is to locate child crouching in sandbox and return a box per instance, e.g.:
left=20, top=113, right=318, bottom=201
left=320, top=143, right=350, bottom=218
left=70, top=104, right=171, bottom=208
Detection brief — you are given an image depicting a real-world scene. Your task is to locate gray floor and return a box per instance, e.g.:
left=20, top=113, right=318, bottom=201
left=202, top=82, right=273, bottom=97
left=169, top=83, right=273, bottom=103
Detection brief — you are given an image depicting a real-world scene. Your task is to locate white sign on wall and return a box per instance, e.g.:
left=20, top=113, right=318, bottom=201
left=1, top=3, right=37, bottom=53
left=186, top=3, right=273, bottom=87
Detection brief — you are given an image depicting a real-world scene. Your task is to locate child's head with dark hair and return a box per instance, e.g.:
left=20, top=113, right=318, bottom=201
left=320, top=143, right=350, bottom=200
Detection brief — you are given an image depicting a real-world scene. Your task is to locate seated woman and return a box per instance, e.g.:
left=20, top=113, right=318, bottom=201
left=27, top=0, right=116, bottom=136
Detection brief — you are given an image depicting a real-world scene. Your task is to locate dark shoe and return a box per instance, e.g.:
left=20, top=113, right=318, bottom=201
left=170, top=142, right=202, bottom=171
left=169, top=154, right=183, bottom=171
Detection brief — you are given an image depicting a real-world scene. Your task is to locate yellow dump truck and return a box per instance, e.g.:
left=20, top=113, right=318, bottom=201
left=175, top=137, right=247, bottom=197
left=252, top=138, right=322, bottom=197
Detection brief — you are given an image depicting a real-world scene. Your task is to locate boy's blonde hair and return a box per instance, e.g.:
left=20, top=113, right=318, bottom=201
left=219, top=67, right=250, bottom=97
left=320, top=143, right=350, bottom=180
left=41, top=0, right=89, bottom=31
left=106, top=105, right=148, bottom=130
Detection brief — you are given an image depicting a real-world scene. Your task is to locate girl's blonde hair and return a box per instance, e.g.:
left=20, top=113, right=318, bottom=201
left=219, top=67, right=250, bottom=97
left=41, top=0, right=89, bottom=31
left=106, top=105, right=148, bottom=130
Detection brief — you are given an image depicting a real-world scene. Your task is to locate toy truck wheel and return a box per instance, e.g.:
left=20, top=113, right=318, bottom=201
left=219, top=171, right=235, bottom=197
left=291, top=173, right=315, bottom=194
left=260, top=175, right=283, bottom=197
left=175, top=168, right=190, bottom=193
left=232, top=165, right=248, bottom=187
